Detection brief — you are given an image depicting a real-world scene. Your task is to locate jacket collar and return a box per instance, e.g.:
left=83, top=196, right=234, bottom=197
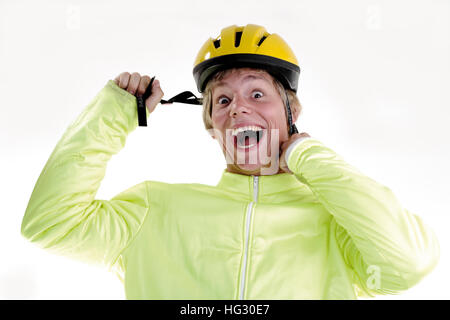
left=216, top=169, right=307, bottom=202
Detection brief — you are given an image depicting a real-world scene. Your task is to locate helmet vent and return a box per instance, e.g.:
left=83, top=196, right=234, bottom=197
left=257, top=35, right=267, bottom=46
left=213, top=39, right=221, bottom=48
left=234, top=31, right=243, bottom=47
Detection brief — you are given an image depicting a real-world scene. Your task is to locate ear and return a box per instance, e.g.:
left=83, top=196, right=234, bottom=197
left=291, top=102, right=300, bottom=124
left=207, top=128, right=217, bottom=140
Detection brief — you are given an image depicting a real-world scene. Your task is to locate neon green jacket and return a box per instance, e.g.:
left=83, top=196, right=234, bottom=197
left=21, top=80, right=439, bottom=299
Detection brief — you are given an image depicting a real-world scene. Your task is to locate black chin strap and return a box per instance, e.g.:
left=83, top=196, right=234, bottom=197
left=160, top=91, right=203, bottom=105
left=284, top=89, right=298, bottom=136
left=136, top=76, right=203, bottom=126
left=136, top=77, right=296, bottom=133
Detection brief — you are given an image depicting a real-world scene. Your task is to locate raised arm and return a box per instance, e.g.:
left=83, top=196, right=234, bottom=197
left=285, top=137, right=440, bottom=297
left=21, top=73, right=164, bottom=269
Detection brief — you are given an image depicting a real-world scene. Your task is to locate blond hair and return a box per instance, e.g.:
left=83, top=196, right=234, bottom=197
left=201, top=68, right=302, bottom=131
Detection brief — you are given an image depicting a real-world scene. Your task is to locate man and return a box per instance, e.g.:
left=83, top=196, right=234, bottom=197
left=21, top=24, right=439, bottom=299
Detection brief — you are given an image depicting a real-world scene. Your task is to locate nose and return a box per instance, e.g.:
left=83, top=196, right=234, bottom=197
left=229, top=95, right=252, bottom=117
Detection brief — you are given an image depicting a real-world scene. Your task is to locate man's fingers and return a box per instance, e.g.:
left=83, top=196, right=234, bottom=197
left=118, top=72, right=130, bottom=89
left=145, top=79, right=164, bottom=114
left=137, top=75, right=151, bottom=96
left=127, top=72, right=141, bottom=95
left=112, top=72, right=163, bottom=115
left=114, top=75, right=120, bottom=85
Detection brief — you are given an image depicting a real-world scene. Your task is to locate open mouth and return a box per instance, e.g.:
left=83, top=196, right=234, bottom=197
left=232, top=126, right=265, bottom=150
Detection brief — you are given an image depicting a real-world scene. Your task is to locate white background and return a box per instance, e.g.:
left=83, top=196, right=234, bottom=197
left=0, top=0, right=449, bottom=299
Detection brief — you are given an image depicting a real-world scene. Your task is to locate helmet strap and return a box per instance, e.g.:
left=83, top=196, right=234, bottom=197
left=137, top=78, right=298, bottom=137
left=160, top=91, right=203, bottom=105
left=284, top=89, right=298, bottom=136
left=136, top=77, right=203, bottom=127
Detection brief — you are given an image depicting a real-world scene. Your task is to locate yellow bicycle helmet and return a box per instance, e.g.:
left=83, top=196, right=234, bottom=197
left=193, top=24, right=300, bottom=135
left=138, top=24, right=300, bottom=135
left=193, top=24, right=301, bottom=93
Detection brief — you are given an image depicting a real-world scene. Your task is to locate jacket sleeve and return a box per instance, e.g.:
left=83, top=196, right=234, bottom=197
left=21, top=80, right=151, bottom=269
left=286, top=138, right=440, bottom=297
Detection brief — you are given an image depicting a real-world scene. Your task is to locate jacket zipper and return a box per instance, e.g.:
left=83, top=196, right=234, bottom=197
left=238, top=175, right=259, bottom=300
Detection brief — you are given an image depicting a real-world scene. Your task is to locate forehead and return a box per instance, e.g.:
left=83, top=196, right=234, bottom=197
left=212, top=69, right=274, bottom=91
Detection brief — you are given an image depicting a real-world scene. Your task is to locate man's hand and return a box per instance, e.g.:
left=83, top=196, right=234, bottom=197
left=279, top=132, right=311, bottom=174
left=114, top=72, right=164, bottom=114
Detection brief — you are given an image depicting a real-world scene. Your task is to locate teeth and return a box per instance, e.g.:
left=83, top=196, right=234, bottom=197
left=239, top=142, right=257, bottom=149
left=231, top=125, right=263, bottom=136
left=232, top=125, right=265, bottom=148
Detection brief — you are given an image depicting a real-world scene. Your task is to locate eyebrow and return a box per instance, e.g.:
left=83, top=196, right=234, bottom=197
left=213, top=74, right=271, bottom=90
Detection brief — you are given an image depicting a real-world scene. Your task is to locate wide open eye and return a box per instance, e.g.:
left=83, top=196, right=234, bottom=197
left=218, top=96, right=230, bottom=105
left=252, top=91, right=263, bottom=99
